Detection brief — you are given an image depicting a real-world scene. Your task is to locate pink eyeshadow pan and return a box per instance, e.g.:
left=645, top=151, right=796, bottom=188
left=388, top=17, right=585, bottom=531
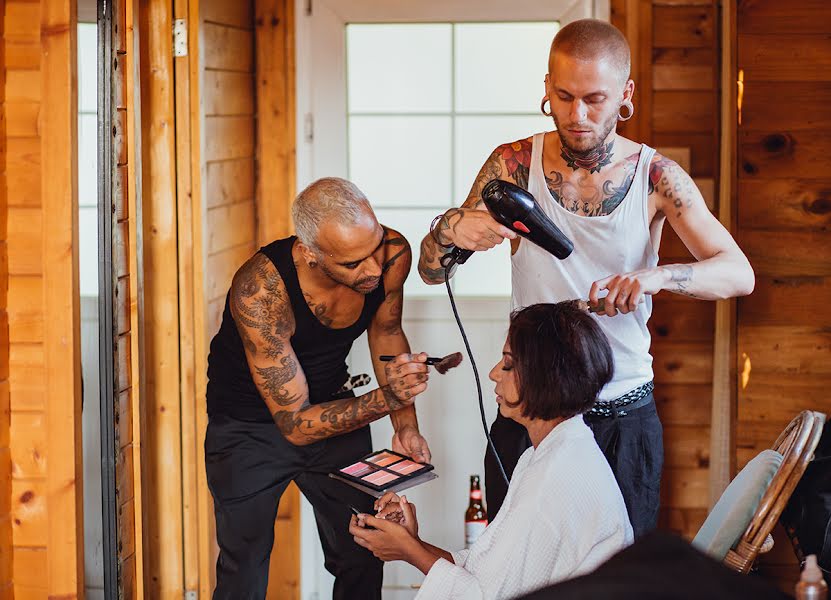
left=389, top=460, right=423, bottom=475
left=367, top=452, right=400, bottom=467
left=362, top=470, right=399, bottom=486
left=341, top=461, right=376, bottom=477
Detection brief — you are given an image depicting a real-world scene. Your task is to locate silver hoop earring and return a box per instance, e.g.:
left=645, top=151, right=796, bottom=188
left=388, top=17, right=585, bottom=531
left=540, top=96, right=552, bottom=117
left=618, top=101, right=634, bottom=122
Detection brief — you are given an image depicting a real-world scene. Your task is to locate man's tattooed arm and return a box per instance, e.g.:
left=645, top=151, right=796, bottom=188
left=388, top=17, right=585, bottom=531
left=418, top=141, right=528, bottom=284
left=648, top=153, right=755, bottom=300
left=231, top=253, right=421, bottom=445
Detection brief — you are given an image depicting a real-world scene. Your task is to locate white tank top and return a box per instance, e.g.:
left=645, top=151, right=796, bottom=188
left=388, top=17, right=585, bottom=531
left=512, top=132, right=661, bottom=400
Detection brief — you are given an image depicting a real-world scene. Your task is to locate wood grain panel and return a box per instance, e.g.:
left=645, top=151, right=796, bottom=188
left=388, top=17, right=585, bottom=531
left=652, top=91, right=716, bottom=133
left=652, top=65, right=713, bottom=90
left=7, top=208, right=42, bottom=275
left=663, top=425, right=710, bottom=468
left=204, top=70, right=255, bottom=116
left=10, top=479, right=46, bottom=547
left=9, top=412, right=46, bottom=479
left=4, top=41, right=39, bottom=70
left=7, top=277, right=43, bottom=343
left=737, top=179, right=831, bottom=231
left=204, top=116, right=255, bottom=162
left=7, top=138, right=40, bottom=206
left=651, top=341, right=714, bottom=384
left=738, top=373, right=831, bottom=425
left=119, top=389, right=133, bottom=449
left=740, top=82, right=831, bottom=131
left=738, top=325, right=831, bottom=377
left=206, top=298, right=224, bottom=340
left=652, top=47, right=715, bottom=66
left=660, top=467, right=709, bottom=509
left=649, top=296, right=714, bottom=342
left=5, top=70, right=39, bottom=103
left=5, top=103, right=39, bottom=138
left=739, top=34, right=831, bottom=82
left=4, top=3, right=40, bottom=43
left=206, top=201, right=255, bottom=254
left=737, top=230, right=831, bottom=277
left=740, top=131, right=831, bottom=180
left=659, top=507, right=708, bottom=541
left=653, top=6, right=715, bottom=48
left=12, top=547, right=46, bottom=592
left=652, top=133, right=716, bottom=178
left=737, top=0, right=831, bottom=35
left=654, top=383, right=712, bottom=426
left=737, top=276, right=830, bottom=325
left=202, top=0, right=254, bottom=29
left=8, top=343, right=44, bottom=412
left=206, top=158, right=255, bottom=208
left=203, top=24, right=253, bottom=72
left=206, top=243, right=254, bottom=301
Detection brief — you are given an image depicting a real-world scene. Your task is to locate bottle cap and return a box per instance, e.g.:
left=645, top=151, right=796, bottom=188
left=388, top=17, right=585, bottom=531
left=802, top=555, right=824, bottom=584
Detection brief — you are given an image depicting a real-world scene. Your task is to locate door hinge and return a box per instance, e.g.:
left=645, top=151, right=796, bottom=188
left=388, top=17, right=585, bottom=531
left=306, top=0, right=313, bottom=16
left=304, top=113, right=314, bottom=143
left=173, top=19, right=188, bottom=57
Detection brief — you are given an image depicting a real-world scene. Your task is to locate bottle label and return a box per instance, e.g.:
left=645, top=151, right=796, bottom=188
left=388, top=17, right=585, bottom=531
left=465, top=521, right=487, bottom=548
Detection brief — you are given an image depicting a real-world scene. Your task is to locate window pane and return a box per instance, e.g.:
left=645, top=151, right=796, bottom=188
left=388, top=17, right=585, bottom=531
left=373, top=208, right=445, bottom=297
left=78, top=23, right=97, bottom=114
left=78, top=113, right=98, bottom=207
left=454, top=22, right=558, bottom=113
left=79, top=206, right=99, bottom=296
left=347, top=24, right=452, bottom=113
left=454, top=115, right=550, bottom=205
left=453, top=241, right=512, bottom=297
left=349, top=116, right=452, bottom=208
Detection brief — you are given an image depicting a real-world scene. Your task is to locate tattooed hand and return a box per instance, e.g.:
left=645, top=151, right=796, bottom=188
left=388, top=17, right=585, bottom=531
left=589, top=267, right=669, bottom=317
left=434, top=208, right=517, bottom=251
left=384, top=353, right=430, bottom=404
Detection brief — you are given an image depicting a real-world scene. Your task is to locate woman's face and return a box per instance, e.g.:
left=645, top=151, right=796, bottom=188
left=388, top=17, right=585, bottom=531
left=489, top=339, right=521, bottom=421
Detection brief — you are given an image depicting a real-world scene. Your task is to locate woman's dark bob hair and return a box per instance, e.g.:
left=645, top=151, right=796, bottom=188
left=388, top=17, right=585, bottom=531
left=503, top=301, right=614, bottom=420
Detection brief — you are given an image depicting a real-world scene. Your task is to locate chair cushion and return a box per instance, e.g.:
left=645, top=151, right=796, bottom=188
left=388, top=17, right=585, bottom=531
left=692, top=449, right=784, bottom=561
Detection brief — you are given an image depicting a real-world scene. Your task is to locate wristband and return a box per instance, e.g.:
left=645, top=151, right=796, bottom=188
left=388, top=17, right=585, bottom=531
left=429, top=213, right=455, bottom=248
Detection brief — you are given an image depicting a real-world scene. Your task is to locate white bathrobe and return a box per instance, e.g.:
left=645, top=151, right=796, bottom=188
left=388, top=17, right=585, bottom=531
left=416, top=416, right=633, bottom=599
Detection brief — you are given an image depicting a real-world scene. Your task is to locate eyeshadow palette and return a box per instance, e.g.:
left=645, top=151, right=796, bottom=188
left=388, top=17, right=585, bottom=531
left=329, top=449, right=438, bottom=497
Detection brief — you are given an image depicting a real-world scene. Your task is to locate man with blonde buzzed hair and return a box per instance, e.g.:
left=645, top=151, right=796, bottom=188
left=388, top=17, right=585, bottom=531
left=418, top=19, right=754, bottom=537
left=205, top=177, right=433, bottom=598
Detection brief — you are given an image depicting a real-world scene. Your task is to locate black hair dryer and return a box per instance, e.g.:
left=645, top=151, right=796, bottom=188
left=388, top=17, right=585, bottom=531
left=440, top=179, right=574, bottom=268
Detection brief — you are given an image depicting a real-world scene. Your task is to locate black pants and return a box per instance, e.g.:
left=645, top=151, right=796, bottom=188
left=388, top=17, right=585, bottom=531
left=485, top=396, right=664, bottom=539
left=205, top=415, right=383, bottom=600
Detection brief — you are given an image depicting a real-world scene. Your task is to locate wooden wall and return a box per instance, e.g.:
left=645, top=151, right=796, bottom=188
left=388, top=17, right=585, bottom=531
left=613, top=0, right=721, bottom=541
left=0, top=1, right=9, bottom=596
left=3, top=0, right=84, bottom=597
left=735, top=0, right=831, bottom=589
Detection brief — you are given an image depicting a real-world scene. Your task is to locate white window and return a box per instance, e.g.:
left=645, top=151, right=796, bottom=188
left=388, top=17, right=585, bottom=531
left=345, top=22, right=556, bottom=297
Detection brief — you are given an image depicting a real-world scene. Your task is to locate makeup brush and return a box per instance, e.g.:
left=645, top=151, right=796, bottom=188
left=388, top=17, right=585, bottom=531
left=378, top=352, right=464, bottom=374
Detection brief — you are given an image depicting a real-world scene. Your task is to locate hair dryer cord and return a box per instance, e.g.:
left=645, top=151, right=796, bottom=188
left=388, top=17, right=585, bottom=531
left=444, top=267, right=510, bottom=488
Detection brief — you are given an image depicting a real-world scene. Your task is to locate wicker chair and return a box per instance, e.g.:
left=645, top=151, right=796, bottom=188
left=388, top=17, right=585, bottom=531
left=723, top=410, right=826, bottom=574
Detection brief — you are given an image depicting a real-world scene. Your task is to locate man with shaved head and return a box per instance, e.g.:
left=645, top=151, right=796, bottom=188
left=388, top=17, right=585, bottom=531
left=419, top=19, right=754, bottom=537
left=205, top=177, right=432, bottom=598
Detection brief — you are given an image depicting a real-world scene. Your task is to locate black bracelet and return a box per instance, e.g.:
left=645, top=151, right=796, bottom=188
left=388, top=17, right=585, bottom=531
left=429, top=213, right=455, bottom=248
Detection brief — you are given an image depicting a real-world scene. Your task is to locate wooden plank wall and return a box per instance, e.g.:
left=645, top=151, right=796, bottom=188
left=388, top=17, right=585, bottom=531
left=110, top=0, right=140, bottom=595
left=0, top=0, right=10, bottom=595
left=4, top=0, right=84, bottom=597
left=613, top=0, right=720, bottom=540
left=735, top=0, right=831, bottom=590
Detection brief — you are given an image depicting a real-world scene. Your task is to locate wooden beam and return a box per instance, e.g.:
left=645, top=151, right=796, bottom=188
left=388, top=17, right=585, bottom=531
left=40, top=0, right=83, bottom=595
left=138, top=0, right=185, bottom=596
left=709, top=0, right=737, bottom=508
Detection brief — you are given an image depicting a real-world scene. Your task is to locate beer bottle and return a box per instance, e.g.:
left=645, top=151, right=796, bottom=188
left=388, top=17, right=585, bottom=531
left=464, top=475, right=488, bottom=548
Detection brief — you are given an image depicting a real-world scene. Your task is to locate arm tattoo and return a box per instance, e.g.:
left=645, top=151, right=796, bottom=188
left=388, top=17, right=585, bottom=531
left=419, top=234, right=453, bottom=283
left=663, top=264, right=699, bottom=298
left=496, top=139, right=531, bottom=190
left=464, top=147, right=505, bottom=206
left=376, top=289, right=403, bottom=336
left=273, top=384, right=406, bottom=443
left=382, top=230, right=411, bottom=273
left=649, top=155, right=697, bottom=218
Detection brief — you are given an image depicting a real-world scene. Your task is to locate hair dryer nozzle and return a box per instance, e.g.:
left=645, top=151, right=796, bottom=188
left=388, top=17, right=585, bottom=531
left=481, top=180, right=574, bottom=259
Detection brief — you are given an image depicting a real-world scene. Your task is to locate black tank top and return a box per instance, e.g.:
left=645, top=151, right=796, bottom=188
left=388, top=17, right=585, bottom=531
left=206, top=236, right=386, bottom=422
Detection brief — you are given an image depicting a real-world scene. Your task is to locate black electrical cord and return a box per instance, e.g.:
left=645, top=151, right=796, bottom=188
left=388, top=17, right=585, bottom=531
left=444, top=266, right=510, bottom=488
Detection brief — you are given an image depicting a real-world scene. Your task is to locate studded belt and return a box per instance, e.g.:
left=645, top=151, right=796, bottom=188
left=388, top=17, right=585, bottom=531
left=585, top=380, right=655, bottom=419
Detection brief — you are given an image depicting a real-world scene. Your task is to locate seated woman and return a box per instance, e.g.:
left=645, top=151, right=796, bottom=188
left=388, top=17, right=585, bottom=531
left=349, top=301, right=634, bottom=599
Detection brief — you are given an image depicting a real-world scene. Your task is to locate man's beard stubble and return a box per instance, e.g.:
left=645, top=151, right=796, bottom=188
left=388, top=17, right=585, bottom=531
left=552, top=107, right=620, bottom=156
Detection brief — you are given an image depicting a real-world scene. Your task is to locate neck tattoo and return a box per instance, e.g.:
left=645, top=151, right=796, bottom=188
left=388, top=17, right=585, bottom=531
left=561, top=140, right=615, bottom=174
